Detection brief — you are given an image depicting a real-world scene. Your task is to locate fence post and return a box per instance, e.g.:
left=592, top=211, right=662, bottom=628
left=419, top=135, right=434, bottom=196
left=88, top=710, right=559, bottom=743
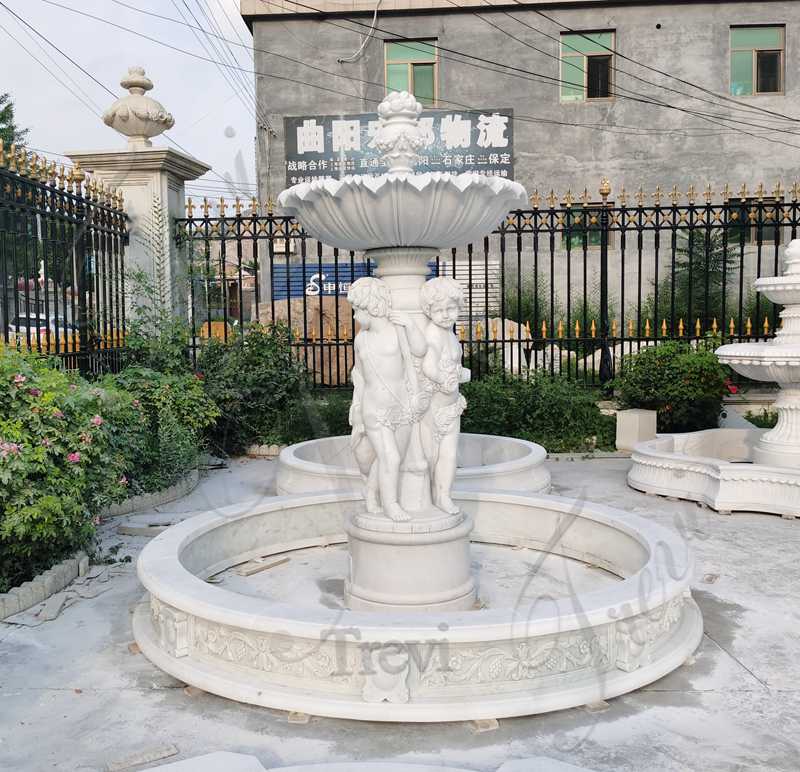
left=599, top=177, right=613, bottom=385
left=72, top=164, right=91, bottom=376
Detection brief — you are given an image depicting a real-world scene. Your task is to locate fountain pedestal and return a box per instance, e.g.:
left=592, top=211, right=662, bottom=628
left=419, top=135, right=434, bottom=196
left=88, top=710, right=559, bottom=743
left=345, top=512, right=476, bottom=612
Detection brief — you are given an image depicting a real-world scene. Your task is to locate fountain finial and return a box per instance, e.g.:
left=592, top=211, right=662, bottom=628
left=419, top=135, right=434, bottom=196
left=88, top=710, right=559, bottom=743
left=784, top=238, right=800, bottom=275
left=370, top=91, right=426, bottom=174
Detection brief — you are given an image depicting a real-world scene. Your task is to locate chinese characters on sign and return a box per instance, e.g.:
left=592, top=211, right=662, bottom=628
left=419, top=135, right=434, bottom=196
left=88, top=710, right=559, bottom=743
left=284, top=109, right=514, bottom=187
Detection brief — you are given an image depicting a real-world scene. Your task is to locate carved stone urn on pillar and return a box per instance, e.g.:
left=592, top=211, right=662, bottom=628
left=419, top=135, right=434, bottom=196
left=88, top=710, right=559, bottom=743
left=278, top=92, right=527, bottom=612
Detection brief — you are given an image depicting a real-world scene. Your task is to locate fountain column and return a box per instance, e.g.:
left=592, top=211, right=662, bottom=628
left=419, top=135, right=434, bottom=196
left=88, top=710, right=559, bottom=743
left=717, top=239, right=800, bottom=468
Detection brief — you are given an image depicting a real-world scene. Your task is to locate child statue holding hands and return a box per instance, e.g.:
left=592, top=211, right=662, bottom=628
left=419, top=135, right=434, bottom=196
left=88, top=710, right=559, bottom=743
left=419, top=277, right=470, bottom=515
left=347, top=277, right=426, bottom=522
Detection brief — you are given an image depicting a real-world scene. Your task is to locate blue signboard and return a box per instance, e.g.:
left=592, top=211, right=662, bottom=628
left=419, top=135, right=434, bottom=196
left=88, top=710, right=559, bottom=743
left=271, top=262, right=440, bottom=300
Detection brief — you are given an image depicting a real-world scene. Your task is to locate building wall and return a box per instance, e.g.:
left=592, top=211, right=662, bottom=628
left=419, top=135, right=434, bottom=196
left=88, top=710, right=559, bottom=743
left=249, top=0, right=800, bottom=202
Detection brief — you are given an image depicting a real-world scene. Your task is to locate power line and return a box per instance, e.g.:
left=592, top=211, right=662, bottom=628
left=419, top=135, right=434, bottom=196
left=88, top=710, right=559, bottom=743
left=5, top=2, right=254, bottom=195
left=259, top=0, right=800, bottom=143
left=470, top=0, right=799, bottom=127
left=46, top=0, right=798, bottom=144
left=0, top=20, right=103, bottom=122
left=530, top=5, right=800, bottom=124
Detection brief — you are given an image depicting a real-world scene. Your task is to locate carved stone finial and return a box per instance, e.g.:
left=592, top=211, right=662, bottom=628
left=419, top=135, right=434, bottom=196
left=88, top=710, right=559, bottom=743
left=369, top=91, right=426, bottom=175
left=785, top=238, right=800, bottom=276
left=102, top=66, right=175, bottom=149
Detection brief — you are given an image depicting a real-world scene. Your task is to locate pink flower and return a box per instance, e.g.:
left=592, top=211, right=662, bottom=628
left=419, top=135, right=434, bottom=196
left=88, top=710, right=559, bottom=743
left=67, top=451, right=81, bottom=463
left=53, top=409, right=64, bottom=419
left=13, top=374, right=26, bottom=384
left=119, top=475, right=128, bottom=486
left=91, top=415, right=103, bottom=427
left=0, top=441, right=20, bottom=458
left=29, top=388, right=42, bottom=397
left=69, top=384, right=77, bottom=391
left=132, top=399, right=140, bottom=408
left=41, top=437, right=52, bottom=448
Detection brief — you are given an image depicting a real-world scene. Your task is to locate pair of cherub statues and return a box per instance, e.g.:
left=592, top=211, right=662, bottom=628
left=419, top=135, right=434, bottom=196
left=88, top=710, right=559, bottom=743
left=347, top=276, right=470, bottom=522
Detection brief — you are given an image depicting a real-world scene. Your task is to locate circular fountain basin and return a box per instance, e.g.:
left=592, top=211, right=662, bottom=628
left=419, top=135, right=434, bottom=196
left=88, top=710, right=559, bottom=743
left=134, top=490, right=701, bottom=722
left=628, top=428, right=800, bottom=517
left=276, top=433, right=551, bottom=497
left=716, top=343, right=800, bottom=384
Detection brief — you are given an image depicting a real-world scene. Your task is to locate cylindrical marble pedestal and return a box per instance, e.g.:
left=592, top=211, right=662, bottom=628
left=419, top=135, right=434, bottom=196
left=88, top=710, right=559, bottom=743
left=345, top=512, right=476, bottom=612
left=753, top=387, right=800, bottom=468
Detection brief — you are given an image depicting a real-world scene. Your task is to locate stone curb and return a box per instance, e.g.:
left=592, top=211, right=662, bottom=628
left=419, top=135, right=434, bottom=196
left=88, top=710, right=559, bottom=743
left=101, top=469, right=200, bottom=518
left=548, top=450, right=631, bottom=461
left=246, top=444, right=287, bottom=459
left=0, top=550, right=89, bottom=621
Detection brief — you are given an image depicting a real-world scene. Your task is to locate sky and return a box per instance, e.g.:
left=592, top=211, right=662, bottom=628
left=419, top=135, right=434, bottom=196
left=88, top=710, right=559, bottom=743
left=0, top=0, right=256, bottom=201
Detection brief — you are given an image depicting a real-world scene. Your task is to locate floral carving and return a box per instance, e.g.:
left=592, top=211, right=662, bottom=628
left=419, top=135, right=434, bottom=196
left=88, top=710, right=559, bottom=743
left=193, top=621, right=359, bottom=687
left=419, top=628, right=612, bottom=689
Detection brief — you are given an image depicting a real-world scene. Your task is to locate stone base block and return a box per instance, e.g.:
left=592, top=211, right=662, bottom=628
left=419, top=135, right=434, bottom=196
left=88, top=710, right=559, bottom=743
left=345, top=513, right=476, bottom=612
left=615, top=409, right=657, bottom=452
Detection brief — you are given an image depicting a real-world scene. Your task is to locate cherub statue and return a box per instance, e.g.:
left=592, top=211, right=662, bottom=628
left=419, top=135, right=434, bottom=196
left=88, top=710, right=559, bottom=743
left=419, top=277, right=470, bottom=515
left=348, top=277, right=426, bottom=522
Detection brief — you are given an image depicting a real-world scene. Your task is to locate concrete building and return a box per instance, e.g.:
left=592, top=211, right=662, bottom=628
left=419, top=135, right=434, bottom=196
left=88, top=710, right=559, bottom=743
left=240, top=0, right=800, bottom=203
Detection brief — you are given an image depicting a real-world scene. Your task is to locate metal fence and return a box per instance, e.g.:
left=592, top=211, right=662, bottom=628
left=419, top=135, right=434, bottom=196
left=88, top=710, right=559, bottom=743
left=0, top=145, right=128, bottom=375
left=176, top=180, right=799, bottom=387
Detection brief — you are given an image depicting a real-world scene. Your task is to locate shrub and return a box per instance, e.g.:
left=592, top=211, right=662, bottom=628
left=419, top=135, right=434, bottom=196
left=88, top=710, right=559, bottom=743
left=100, top=366, right=219, bottom=494
left=614, top=342, right=728, bottom=432
left=745, top=408, right=778, bottom=429
left=0, top=351, right=129, bottom=591
left=461, top=373, right=615, bottom=452
left=279, top=388, right=354, bottom=444
left=198, top=324, right=309, bottom=454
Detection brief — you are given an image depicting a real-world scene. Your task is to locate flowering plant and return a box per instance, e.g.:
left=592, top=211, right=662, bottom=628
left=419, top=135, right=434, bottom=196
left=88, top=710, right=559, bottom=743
left=0, top=351, right=130, bottom=591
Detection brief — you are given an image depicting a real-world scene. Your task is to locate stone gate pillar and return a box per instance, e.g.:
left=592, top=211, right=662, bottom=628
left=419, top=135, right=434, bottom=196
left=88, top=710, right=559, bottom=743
left=67, top=66, right=210, bottom=316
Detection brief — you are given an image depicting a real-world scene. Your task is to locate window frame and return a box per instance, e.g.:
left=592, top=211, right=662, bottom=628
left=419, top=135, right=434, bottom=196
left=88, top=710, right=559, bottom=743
left=730, top=25, right=785, bottom=97
left=560, top=202, right=615, bottom=250
left=559, top=30, right=616, bottom=104
left=384, top=39, right=439, bottom=107
left=728, top=196, right=783, bottom=246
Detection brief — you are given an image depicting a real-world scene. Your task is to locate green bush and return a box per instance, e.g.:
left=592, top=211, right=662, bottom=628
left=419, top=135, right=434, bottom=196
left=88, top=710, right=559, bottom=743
left=614, top=342, right=729, bottom=432
left=0, top=351, right=130, bottom=591
left=461, top=373, right=615, bottom=452
left=198, top=324, right=309, bottom=454
left=745, top=408, right=778, bottom=429
left=100, top=366, right=219, bottom=494
left=279, top=388, right=354, bottom=444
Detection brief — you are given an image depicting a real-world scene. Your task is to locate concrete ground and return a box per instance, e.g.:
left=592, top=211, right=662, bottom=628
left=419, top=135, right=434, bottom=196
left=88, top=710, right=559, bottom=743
left=1, top=456, right=799, bottom=772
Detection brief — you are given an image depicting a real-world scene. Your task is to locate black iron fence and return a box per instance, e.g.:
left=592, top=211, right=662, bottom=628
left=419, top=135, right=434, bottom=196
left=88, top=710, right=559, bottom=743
left=0, top=146, right=128, bottom=375
left=177, top=181, right=799, bottom=387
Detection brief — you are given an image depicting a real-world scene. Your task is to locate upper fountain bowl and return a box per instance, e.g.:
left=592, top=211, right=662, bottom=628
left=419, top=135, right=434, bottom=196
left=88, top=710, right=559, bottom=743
left=277, top=91, right=528, bottom=251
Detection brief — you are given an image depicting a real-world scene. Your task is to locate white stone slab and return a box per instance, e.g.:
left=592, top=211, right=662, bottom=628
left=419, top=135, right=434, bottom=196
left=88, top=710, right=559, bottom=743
left=143, top=751, right=266, bottom=771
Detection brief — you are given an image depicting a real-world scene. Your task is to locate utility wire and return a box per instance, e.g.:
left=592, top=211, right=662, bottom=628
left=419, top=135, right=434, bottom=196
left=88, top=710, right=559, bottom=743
left=530, top=5, right=800, bottom=124
left=469, top=0, right=799, bottom=127
left=258, top=0, right=800, bottom=141
left=51, top=0, right=799, bottom=143
left=3, top=1, right=250, bottom=194
left=0, top=21, right=102, bottom=121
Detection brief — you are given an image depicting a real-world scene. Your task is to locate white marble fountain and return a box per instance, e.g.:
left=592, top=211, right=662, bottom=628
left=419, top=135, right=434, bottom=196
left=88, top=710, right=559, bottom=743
left=629, top=239, right=800, bottom=518
left=133, top=93, right=701, bottom=720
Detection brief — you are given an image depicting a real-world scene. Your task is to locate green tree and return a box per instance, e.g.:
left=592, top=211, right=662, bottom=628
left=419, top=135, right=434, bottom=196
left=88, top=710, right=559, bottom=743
left=0, top=92, right=29, bottom=147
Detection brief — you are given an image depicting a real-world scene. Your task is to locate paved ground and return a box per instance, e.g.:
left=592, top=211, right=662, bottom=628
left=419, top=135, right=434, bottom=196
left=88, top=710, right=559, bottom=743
left=1, top=456, right=799, bottom=772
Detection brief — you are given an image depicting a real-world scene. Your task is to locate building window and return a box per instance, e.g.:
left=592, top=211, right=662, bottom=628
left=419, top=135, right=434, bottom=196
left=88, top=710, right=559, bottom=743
left=729, top=198, right=782, bottom=245
left=560, top=31, right=614, bottom=102
left=385, top=40, right=437, bottom=107
left=730, top=26, right=784, bottom=96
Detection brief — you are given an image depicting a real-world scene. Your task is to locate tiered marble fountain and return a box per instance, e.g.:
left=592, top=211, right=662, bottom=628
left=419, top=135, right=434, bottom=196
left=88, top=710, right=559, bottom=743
left=134, top=93, right=701, bottom=720
left=629, top=239, right=800, bottom=518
